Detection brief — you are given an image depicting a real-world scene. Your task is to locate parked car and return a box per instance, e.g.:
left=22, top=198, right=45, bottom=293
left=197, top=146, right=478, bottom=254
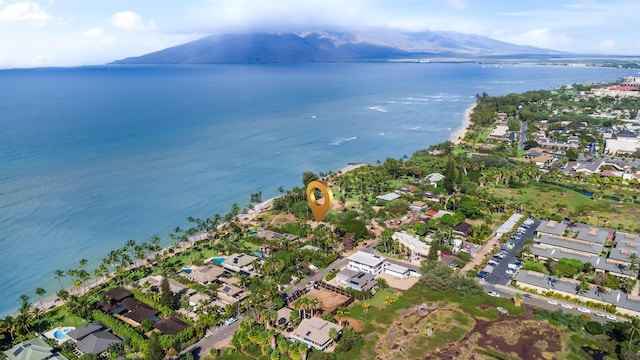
left=577, top=307, right=591, bottom=314
left=224, top=317, right=238, bottom=325
left=523, top=294, right=533, bottom=298
left=606, top=314, right=617, bottom=321
left=561, top=303, right=573, bottom=309
left=505, top=269, right=516, bottom=275
left=488, top=260, right=498, bottom=267
left=547, top=299, right=558, bottom=305
left=477, top=272, right=488, bottom=279
left=595, top=312, right=605, bottom=317
left=497, top=307, right=508, bottom=315
left=487, top=291, right=500, bottom=297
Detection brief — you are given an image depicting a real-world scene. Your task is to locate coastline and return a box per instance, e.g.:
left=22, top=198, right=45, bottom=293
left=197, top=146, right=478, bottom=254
left=26, top=161, right=372, bottom=316
left=450, top=102, right=476, bottom=145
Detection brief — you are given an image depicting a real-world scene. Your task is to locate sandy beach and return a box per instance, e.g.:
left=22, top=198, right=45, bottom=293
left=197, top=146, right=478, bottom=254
left=450, top=102, right=477, bottom=145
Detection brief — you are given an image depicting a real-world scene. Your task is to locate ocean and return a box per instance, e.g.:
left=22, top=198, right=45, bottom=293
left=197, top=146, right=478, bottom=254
left=0, top=63, right=637, bottom=315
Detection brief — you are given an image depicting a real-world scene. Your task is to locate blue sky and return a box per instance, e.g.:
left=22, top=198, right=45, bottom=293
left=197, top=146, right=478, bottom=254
left=0, top=0, right=639, bottom=68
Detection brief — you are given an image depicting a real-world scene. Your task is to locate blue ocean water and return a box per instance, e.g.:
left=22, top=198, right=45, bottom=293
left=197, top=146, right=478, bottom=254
left=0, top=63, right=637, bottom=315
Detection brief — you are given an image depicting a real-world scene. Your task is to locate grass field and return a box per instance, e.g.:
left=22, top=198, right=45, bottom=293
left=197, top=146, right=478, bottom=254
left=493, top=182, right=640, bottom=232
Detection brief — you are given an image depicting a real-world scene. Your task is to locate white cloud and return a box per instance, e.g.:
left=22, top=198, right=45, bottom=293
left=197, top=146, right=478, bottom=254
left=504, top=28, right=572, bottom=50
left=30, top=54, right=50, bottom=66
left=0, top=0, right=53, bottom=26
left=82, top=27, right=115, bottom=45
left=448, top=0, right=467, bottom=10
left=111, top=10, right=155, bottom=31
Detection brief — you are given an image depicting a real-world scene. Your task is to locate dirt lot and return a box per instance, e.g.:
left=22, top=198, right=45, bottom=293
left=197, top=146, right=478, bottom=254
left=371, top=304, right=567, bottom=360
left=305, top=288, right=350, bottom=314
left=378, top=272, right=420, bottom=291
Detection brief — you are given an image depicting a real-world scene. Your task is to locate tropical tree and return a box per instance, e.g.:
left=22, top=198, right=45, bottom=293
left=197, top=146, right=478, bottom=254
left=361, top=302, right=371, bottom=314
left=335, top=307, right=350, bottom=326
left=293, top=297, right=310, bottom=319
left=576, top=279, right=590, bottom=301
left=328, top=327, right=339, bottom=342
left=53, top=269, right=67, bottom=292
left=35, top=287, right=52, bottom=325
left=628, top=316, right=640, bottom=348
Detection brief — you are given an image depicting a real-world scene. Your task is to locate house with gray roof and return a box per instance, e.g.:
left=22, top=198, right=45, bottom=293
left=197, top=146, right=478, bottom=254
left=529, top=245, right=635, bottom=278
left=376, top=193, right=400, bottom=202
left=66, top=323, right=122, bottom=356
left=4, top=336, right=67, bottom=360
left=224, top=253, right=258, bottom=272
left=336, top=269, right=377, bottom=291
left=289, top=317, right=342, bottom=351
left=535, top=220, right=567, bottom=237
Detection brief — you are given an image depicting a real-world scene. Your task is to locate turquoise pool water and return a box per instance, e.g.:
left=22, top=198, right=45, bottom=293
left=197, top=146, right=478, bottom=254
left=211, top=257, right=225, bottom=265
left=53, top=327, right=73, bottom=340
left=253, top=252, right=263, bottom=259
left=177, top=268, right=192, bottom=274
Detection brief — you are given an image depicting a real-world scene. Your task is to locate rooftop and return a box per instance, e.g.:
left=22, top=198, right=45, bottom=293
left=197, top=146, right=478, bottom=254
left=535, top=220, right=568, bottom=236
left=292, top=317, right=342, bottom=349
left=347, top=251, right=386, bottom=268
left=536, top=234, right=604, bottom=256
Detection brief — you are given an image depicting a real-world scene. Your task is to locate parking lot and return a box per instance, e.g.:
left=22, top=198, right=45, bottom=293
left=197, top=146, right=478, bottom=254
left=480, top=219, right=540, bottom=286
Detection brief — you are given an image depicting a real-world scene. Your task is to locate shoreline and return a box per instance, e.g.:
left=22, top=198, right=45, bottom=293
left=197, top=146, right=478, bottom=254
left=22, top=161, right=372, bottom=317
left=450, top=102, right=476, bottom=145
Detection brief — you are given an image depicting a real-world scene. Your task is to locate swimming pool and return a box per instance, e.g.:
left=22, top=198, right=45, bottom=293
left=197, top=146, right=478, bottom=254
left=53, top=327, right=73, bottom=340
left=177, top=268, right=192, bottom=274
left=211, top=257, right=225, bottom=265
left=252, top=252, right=263, bottom=259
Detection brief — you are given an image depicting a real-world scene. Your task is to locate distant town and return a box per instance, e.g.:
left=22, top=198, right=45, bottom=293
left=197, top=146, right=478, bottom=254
left=3, top=77, right=640, bottom=360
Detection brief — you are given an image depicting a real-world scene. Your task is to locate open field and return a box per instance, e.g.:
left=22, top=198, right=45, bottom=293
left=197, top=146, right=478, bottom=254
left=350, top=283, right=613, bottom=360
left=494, top=182, right=640, bottom=232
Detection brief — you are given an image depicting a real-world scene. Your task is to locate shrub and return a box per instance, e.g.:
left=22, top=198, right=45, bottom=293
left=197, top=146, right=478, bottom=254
left=584, top=321, right=604, bottom=335
left=523, top=261, right=547, bottom=274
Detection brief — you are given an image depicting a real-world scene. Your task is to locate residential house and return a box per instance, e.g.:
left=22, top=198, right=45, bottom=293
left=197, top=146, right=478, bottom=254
left=392, top=231, right=431, bottom=258
left=289, top=317, right=342, bottom=351
left=376, top=193, right=401, bottom=202
left=383, top=263, right=414, bottom=279
left=139, top=275, right=193, bottom=300
left=118, top=297, right=160, bottom=326
left=396, top=184, right=419, bottom=195
left=217, top=284, right=249, bottom=305
left=610, top=232, right=640, bottom=266
left=424, top=173, right=445, bottom=186
left=153, top=317, right=189, bottom=335
left=4, top=336, right=67, bottom=360
left=487, top=124, right=510, bottom=141
left=347, top=251, right=386, bottom=275
left=66, top=323, right=122, bottom=356
left=495, top=213, right=524, bottom=236
left=336, top=269, right=377, bottom=291
left=184, top=265, right=226, bottom=284
left=223, top=253, right=258, bottom=273
left=453, top=222, right=473, bottom=239
left=534, top=234, right=604, bottom=257
left=410, top=201, right=427, bottom=212
left=422, top=192, right=443, bottom=203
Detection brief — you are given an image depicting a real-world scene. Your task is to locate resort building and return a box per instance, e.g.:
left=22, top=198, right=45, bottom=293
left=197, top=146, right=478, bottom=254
left=4, top=336, right=68, bottom=360
left=528, top=245, right=635, bottom=279
left=534, top=234, right=604, bottom=257
left=336, top=269, right=377, bottom=291
left=347, top=251, right=386, bottom=275
left=535, top=220, right=567, bottom=237
left=610, top=232, right=640, bottom=265
left=514, top=270, right=640, bottom=317
left=289, top=317, right=342, bottom=351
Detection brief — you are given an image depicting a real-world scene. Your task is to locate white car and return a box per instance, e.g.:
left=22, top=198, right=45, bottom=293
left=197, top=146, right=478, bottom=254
left=547, top=299, right=558, bottom=305
left=561, top=303, right=573, bottom=309
left=577, top=307, right=591, bottom=314
left=487, top=291, right=500, bottom=297
left=606, top=314, right=617, bottom=321
left=497, top=307, right=509, bottom=315
left=595, top=312, right=605, bottom=317
left=224, top=317, right=238, bottom=325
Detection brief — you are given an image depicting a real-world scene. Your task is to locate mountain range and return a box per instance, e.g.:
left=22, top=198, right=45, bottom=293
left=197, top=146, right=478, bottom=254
left=111, top=30, right=565, bottom=64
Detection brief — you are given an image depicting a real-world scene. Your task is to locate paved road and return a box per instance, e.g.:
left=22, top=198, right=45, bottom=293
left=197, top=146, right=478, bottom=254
left=180, top=319, right=242, bottom=359
left=485, top=220, right=539, bottom=285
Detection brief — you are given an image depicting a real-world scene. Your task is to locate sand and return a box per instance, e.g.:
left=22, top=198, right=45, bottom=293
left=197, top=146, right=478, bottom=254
left=450, top=102, right=476, bottom=145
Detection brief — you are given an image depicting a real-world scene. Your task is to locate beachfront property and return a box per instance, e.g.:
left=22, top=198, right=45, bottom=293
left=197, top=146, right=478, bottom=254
left=289, top=317, right=342, bottom=351
left=139, top=275, right=193, bottom=299
left=4, top=336, right=68, bottom=360
left=392, top=231, right=431, bottom=258
left=180, top=265, right=226, bottom=284
left=347, top=251, right=386, bottom=275
left=66, top=323, right=122, bottom=356
left=98, top=287, right=160, bottom=327
left=222, top=253, right=258, bottom=273
left=335, top=269, right=377, bottom=291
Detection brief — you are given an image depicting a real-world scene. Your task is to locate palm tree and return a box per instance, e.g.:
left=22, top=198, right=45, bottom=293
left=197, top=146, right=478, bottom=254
left=293, top=297, right=310, bottom=319
left=35, top=288, right=52, bottom=326
left=628, top=316, right=640, bottom=348
left=53, top=269, right=66, bottom=292
left=576, top=279, right=590, bottom=302
left=336, top=306, right=350, bottom=326
left=307, top=297, right=320, bottom=317
left=361, top=302, right=371, bottom=313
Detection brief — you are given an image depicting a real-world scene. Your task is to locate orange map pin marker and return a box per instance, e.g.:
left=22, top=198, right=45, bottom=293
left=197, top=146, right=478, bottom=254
left=306, top=180, right=333, bottom=222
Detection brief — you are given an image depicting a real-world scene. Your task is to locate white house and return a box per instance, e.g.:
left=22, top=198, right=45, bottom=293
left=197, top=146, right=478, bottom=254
left=290, top=317, right=342, bottom=351
left=347, top=251, right=386, bottom=275
left=384, top=263, right=412, bottom=279
left=392, top=231, right=431, bottom=258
